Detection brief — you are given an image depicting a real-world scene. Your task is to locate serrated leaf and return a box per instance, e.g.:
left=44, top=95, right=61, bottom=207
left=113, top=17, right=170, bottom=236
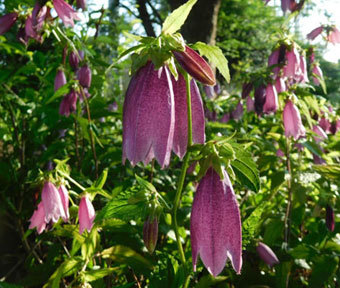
left=192, top=42, right=230, bottom=83
left=82, top=268, right=118, bottom=282
left=162, top=0, right=198, bottom=35
left=242, top=205, right=265, bottom=246
left=135, top=174, right=157, bottom=193
left=45, top=83, right=70, bottom=104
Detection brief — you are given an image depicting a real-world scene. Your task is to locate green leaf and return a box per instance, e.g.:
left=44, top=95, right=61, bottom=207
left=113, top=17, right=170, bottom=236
left=310, top=255, right=338, bottom=288
left=162, top=0, right=198, bottom=35
left=196, top=275, right=228, bottom=288
left=313, top=164, right=340, bottom=180
left=82, top=268, right=118, bottom=282
left=242, top=205, right=265, bottom=246
left=192, top=42, right=230, bottom=83
left=135, top=174, right=157, bottom=193
left=45, top=83, right=71, bottom=104
left=94, top=169, right=108, bottom=189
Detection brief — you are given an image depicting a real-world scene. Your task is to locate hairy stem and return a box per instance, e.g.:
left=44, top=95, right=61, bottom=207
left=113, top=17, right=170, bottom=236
left=172, top=73, right=193, bottom=286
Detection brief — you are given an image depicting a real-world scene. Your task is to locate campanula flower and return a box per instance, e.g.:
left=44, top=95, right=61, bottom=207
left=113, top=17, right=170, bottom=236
left=41, top=181, right=66, bottom=223
left=0, top=12, right=18, bottom=35
left=143, top=215, right=158, bottom=253
left=256, top=242, right=280, bottom=267
left=263, top=84, right=278, bottom=114
left=53, top=0, right=80, bottom=27
left=54, top=69, right=67, bottom=91
left=29, top=202, right=46, bottom=234
left=79, top=196, right=95, bottom=234
left=58, top=185, right=69, bottom=222
left=283, top=100, right=306, bottom=140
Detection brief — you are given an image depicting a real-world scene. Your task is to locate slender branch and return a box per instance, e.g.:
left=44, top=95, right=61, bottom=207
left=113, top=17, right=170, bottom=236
left=74, top=118, right=80, bottom=170
left=118, top=4, right=139, bottom=18
left=94, top=7, right=105, bottom=39
left=80, top=87, right=99, bottom=178
left=58, top=171, right=86, bottom=191
left=146, top=0, right=162, bottom=24
left=284, top=137, right=292, bottom=247
left=136, top=0, right=156, bottom=37
left=172, top=73, right=193, bottom=287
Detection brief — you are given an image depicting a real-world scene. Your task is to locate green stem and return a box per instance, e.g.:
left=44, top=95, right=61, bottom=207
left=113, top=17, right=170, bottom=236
left=58, top=171, right=86, bottom=191
left=284, top=137, right=292, bottom=247
left=172, top=73, right=193, bottom=285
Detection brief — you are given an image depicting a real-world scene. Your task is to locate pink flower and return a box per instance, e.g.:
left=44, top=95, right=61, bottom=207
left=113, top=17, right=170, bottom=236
left=29, top=202, right=47, bottom=234
left=77, top=65, right=92, bottom=88
left=246, top=96, right=255, bottom=112
left=122, top=61, right=174, bottom=168
left=53, top=0, right=80, bottom=27
left=231, top=101, right=243, bottom=120
left=59, top=89, right=78, bottom=117
left=76, top=0, right=87, bottom=10
left=79, top=196, right=95, bottom=234
left=281, top=0, right=290, bottom=12
left=312, top=125, right=327, bottom=143
left=298, top=54, right=309, bottom=83
left=220, top=113, right=230, bottom=123
left=69, top=50, right=81, bottom=70
left=276, top=149, right=285, bottom=157
left=191, top=168, right=242, bottom=276
left=283, top=47, right=301, bottom=79
left=0, top=12, right=18, bottom=35
left=274, top=77, right=286, bottom=94
left=307, top=26, right=323, bottom=40
left=327, top=27, right=340, bottom=44
left=263, top=84, right=278, bottom=114
left=54, top=69, right=67, bottom=91
left=32, top=2, right=48, bottom=31
left=319, top=117, right=331, bottom=133
left=283, top=100, right=306, bottom=140
left=172, top=74, right=205, bottom=159
left=41, top=181, right=66, bottom=223
left=256, top=242, right=279, bottom=267
left=312, top=64, right=323, bottom=86
left=58, top=185, right=69, bottom=221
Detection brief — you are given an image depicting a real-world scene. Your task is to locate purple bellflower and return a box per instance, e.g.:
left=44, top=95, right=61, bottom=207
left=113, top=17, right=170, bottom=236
left=283, top=100, right=306, bottom=140
left=231, top=101, right=243, bottom=120
left=143, top=215, right=158, bottom=253
left=79, top=196, right=95, bottom=234
left=312, top=125, right=327, bottom=143
left=41, top=181, right=66, bottom=223
left=29, top=202, right=46, bottom=234
left=263, top=84, right=278, bottom=114
left=242, top=83, right=253, bottom=99
left=307, top=26, right=324, bottom=41
left=53, top=0, right=80, bottom=27
left=122, top=61, right=174, bottom=168
left=54, top=69, right=67, bottom=91
left=58, top=185, right=69, bottom=222
left=77, top=64, right=92, bottom=88
left=59, top=89, right=78, bottom=117
left=256, top=242, right=280, bottom=267
left=319, top=117, right=331, bottom=133
left=190, top=167, right=242, bottom=276
left=0, top=12, right=18, bottom=35
left=246, top=96, right=255, bottom=112
left=172, top=74, right=205, bottom=159
left=275, top=77, right=286, bottom=94
left=69, top=50, right=80, bottom=70
left=312, top=64, right=324, bottom=86
left=328, top=27, right=340, bottom=44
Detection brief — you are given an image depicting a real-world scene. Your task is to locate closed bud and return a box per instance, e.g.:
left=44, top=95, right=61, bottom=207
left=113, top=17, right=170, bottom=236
left=246, top=96, right=255, bottom=112
left=69, top=51, right=80, bottom=70
left=54, top=69, right=67, bottom=91
left=143, top=215, right=158, bottom=253
left=59, top=89, right=78, bottom=117
left=326, top=205, right=335, bottom=232
left=77, top=65, right=92, bottom=88
left=231, top=101, right=243, bottom=120
left=173, top=46, right=215, bottom=86
left=0, top=12, right=18, bottom=35
left=256, top=242, right=279, bottom=267
left=307, top=26, right=323, bottom=41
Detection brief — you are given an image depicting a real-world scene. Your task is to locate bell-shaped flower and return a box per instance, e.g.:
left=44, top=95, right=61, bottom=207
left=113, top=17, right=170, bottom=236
left=76, top=0, right=87, bottom=10
left=143, top=215, right=158, bottom=253
left=29, top=202, right=47, bottom=234
left=298, top=54, right=309, bottom=83
left=242, top=83, right=253, bottom=99
left=79, top=196, right=95, bottom=234
left=246, top=96, right=255, bottom=112
left=41, top=181, right=66, bottom=223
left=231, top=101, right=243, bottom=120
left=327, top=27, right=340, bottom=44
left=254, top=85, right=266, bottom=115
left=326, top=205, right=335, bottom=232
left=312, top=125, right=327, bottom=143
left=172, top=74, right=205, bottom=159
left=190, top=167, right=242, bottom=276
left=59, top=89, right=78, bottom=117
left=58, top=185, right=69, bottom=221
left=319, top=117, right=331, bottom=133
left=173, top=46, right=215, bottom=86
left=268, top=49, right=281, bottom=76
left=32, top=2, right=47, bottom=31
left=53, top=0, right=80, bottom=27
left=25, top=15, right=42, bottom=42
left=220, top=113, right=230, bottom=123
left=283, top=100, right=306, bottom=140
left=281, top=0, right=290, bottom=12
left=283, top=47, right=301, bottom=79
left=0, top=12, right=18, bottom=35
left=54, top=69, right=67, bottom=91
left=122, top=61, right=174, bottom=168
left=77, top=65, right=92, bottom=88
left=307, top=26, right=323, bottom=40
left=312, top=64, right=323, bottom=86
left=256, top=242, right=280, bottom=267
left=263, top=84, right=278, bottom=114
left=69, top=50, right=80, bottom=70
left=275, top=77, right=286, bottom=94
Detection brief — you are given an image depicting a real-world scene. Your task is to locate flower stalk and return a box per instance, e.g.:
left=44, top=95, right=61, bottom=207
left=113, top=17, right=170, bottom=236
left=284, top=137, right=292, bottom=247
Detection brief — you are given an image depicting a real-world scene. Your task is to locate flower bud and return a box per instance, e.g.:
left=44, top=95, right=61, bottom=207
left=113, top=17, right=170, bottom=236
left=307, top=26, right=323, bottom=41
left=231, top=101, right=243, bottom=120
left=59, top=90, right=78, bottom=117
left=326, top=205, right=335, bottom=232
left=54, top=69, right=67, bottom=91
left=246, top=96, right=255, bottom=112
left=256, top=242, right=279, bottom=267
left=143, top=216, right=158, bottom=253
left=76, top=0, right=87, bottom=10
left=69, top=51, right=80, bottom=70
left=173, top=46, right=215, bottom=86
left=77, top=65, right=92, bottom=88
left=319, top=117, right=331, bottom=133
left=79, top=196, right=95, bottom=234
left=0, top=12, right=18, bottom=35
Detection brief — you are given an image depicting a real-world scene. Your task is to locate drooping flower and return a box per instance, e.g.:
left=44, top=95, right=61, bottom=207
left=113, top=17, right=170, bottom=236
left=122, top=61, right=174, bottom=168
left=246, top=96, right=255, bottom=112
left=298, top=54, right=309, bottom=83
left=190, top=167, right=242, bottom=276
left=326, top=205, right=335, bottom=232
left=69, top=50, right=80, bottom=70
left=173, top=46, right=216, bottom=86
left=254, top=85, right=266, bottom=115
left=77, top=65, right=92, bottom=88
left=256, top=242, right=280, bottom=267
left=283, top=100, right=306, bottom=140
left=59, top=89, right=78, bottom=117
left=281, top=0, right=290, bottom=12
left=172, top=74, right=205, bottom=159
left=312, top=125, right=327, bottom=143
left=58, top=185, right=69, bottom=221
left=242, top=83, right=253, bottom=99
left=274, top=77, right=286, bottom=94
left=0, top=12, right=18, bottom=35
left=143, top=215, right=158, bottom=253
left=54, top=69, right=67, bottom=91
left=29, top=202, right=47, bottom=234
left=283, top=47, right=301, bottom=79
left=319, top=117, right=331, bottom=133
left=312, top=64, right=324, bottom=86
left=32, top=2, right=48, bottom=31
left=76, top=0, right=87, bottom=10
left=79, top=196, right=95, bottom=234
left=231, top=101, right=243, bottom=120
left=327, top=27, right=340, bottom=44
left=263, top=84, right=278, bottom=114
left=53, top=0, right=80, bottom=27
left=307, top=26, right=324, bottom=40
left=41, top=181, right=66, bottom=223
